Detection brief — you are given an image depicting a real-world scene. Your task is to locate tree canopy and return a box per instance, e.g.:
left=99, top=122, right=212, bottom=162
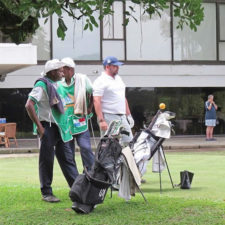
left=0, top=0, right=204, bottom=44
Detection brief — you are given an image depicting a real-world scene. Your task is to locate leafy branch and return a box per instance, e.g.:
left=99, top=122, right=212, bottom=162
left=0, top=0, right=204, bottom=44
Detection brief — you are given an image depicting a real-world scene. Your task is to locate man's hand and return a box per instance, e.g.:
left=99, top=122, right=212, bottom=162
left=38, top=126, right=45, bottom=139
left=127, top=114, right=134, bottom=128
left=99, top=120, right=108, bottom=131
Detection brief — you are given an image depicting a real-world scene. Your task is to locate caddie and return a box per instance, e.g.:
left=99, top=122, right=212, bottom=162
left=57, top=57, right=94, bottom=172
left=25, top=59, right=79, bottom=203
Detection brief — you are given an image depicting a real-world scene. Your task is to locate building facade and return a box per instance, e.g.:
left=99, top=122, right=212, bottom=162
left=0, top=0, right=225, bottom=137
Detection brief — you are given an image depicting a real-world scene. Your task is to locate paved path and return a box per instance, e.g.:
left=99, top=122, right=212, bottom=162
left=0, top=135, right=225, bottom=155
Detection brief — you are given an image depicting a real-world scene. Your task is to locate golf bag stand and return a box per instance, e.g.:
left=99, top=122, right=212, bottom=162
left=156, top=144, right=174, bottom=194
left=148, top=110, right=174, bottom=193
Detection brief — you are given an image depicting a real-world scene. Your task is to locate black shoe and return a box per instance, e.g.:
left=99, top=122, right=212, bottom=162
left=42, top=195, right=60, bottom=203
left=210, top=138, right=217, bottom=141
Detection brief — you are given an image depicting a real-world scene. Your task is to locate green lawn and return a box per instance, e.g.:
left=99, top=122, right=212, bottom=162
left=0, top=151, right=225, bottom=225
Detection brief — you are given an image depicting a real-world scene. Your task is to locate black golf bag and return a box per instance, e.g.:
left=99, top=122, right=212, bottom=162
left=69, top=134, right=122, bottom=214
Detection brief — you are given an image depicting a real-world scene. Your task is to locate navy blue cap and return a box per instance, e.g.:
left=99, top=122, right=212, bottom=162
left=103, top=56, right=124, bottom=66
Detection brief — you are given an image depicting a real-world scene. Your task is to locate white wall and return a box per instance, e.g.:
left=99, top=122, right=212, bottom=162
left=0, top=44, right=37, bottom=75
left=1, top=64, right=225, bottom=88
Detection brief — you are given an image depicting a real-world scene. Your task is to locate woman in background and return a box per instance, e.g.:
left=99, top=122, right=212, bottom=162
left=205, top=94, right=218, bottom=141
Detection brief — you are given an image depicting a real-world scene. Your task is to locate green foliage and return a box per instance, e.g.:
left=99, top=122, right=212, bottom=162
left=0, top=1, right=39, bottom=44
left=173, top=0, right=204, bottom=31
left=0, top=0, right=204, bottom=44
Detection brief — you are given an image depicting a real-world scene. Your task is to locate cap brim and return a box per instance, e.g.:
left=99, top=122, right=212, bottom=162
left=44, top=62, right=66, bottom=74
left=111, top=62, right=124, bottom=66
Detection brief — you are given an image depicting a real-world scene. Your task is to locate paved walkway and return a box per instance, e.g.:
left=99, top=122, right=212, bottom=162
left=0, top=135, right=225, bottom=155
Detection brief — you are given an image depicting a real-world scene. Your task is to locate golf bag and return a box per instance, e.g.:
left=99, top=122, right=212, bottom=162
left=130, top=110, right=175, bottom=176
left=69, top=121, right=123, bottom=214
left=117, top=110, right=175, bottom=201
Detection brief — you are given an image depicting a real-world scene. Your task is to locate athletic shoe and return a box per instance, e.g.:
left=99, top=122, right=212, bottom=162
left=42, top=195, right=60, bottom=203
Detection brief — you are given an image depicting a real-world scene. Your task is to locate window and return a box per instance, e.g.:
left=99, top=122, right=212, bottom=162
left=102, top=1, right=125, bottom=60
left=173, top=3, right=216, bottom=61
left=52, top=12, right=100, bottom=60
left=102, top=40, right=125, bottom=60
left=103, top=1, right=124, bottom=39
left=126, top=1, right=171, bottom=60
left=219, top=4, right=225, bottom=61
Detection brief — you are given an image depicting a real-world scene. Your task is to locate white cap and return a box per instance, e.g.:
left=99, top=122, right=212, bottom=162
left=61, top=57, right=76, bottom=68
left=43, top=59, right=66, bottom=75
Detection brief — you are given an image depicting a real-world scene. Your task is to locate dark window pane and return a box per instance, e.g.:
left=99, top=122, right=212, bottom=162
left=0, top=88, right=33, bottom=138
left=127, top=87, right=225, bottom=135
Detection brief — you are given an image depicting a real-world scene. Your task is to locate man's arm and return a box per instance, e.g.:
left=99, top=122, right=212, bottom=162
left=87, top=94, right=93, bottom=115
left=125, top=98, right=134, bottom=128
left=25, top=99, right=45, bottom=138
left=125, top=98, right=131, bottom=116
left=93, top=96, right=108, bottom=131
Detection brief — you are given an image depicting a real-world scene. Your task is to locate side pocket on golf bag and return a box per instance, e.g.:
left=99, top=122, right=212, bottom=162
left=69, top=170, right=111, bottom=205
left=180, top=170, right=194, bottom=189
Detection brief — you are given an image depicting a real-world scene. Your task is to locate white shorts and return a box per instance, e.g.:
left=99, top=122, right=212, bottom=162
left=205, top=119, right=216, bottom=127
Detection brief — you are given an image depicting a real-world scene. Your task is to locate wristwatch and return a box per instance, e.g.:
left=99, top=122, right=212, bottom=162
left=99, top=118, right=105, bottom=123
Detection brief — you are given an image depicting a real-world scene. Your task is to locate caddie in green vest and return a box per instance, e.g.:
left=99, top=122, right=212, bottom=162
left=58, top=57, right=94, bottom=172
left=25, top=59, right=79, bottom=203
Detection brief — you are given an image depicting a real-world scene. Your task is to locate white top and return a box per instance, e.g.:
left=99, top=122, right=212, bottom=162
left=93, top=72, right=126, bottom=114
left=28, top=85, right=57, bottom=123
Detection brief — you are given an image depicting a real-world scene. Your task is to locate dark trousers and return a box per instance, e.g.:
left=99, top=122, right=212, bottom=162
left=71, top=130, right=95, bottom=171
left=39, top=122, right=79, bottom=196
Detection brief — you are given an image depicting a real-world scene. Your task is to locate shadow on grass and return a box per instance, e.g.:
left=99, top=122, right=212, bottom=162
left=140, top=186, right=204, bottom=193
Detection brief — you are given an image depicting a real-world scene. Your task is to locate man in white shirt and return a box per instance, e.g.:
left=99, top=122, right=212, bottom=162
left=93, top=56, right=134, bottom=146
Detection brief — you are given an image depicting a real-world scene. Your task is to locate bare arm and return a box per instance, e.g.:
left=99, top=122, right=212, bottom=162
left=207, top=101, right=218, bottom=111
left=212, top=101, right=218, bottom=110
left=93, top=96, right=108, bottom=131
left=87, top=94, right=93, bottom=114
left=25, top=99, right=45, bottom=138
left=125, top=98, right=131, bottom=116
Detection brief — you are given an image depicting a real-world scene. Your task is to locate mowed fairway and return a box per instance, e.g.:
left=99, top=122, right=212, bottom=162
left=0, top=151, right=225, bottom=225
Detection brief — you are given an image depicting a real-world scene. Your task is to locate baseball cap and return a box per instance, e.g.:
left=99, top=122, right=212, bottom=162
left=103, top=56, right=124, bottom=66
left=43, top=59, right=66, bottom=75
left=61, top=57, right=76, bottom=68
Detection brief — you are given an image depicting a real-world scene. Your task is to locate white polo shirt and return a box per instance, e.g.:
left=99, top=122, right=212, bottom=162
left=93, top=72, right=126, bottom=114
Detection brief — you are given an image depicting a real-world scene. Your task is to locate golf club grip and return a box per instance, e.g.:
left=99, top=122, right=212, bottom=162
left=120, top=130, right=130, bottom=136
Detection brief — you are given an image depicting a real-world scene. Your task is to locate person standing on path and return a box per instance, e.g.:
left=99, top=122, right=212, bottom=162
left=205, top=94, right=218, bottom=141
left=93, top=56, right=134, bottom=147
left=25, top=59, right=79, bottom=203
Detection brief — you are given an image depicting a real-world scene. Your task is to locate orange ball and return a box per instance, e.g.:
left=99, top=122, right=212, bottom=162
left=159, top=103, right=166, bottom=110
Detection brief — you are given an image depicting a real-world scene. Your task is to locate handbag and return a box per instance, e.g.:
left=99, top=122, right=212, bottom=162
left=180, top=170, right=194, bottom=189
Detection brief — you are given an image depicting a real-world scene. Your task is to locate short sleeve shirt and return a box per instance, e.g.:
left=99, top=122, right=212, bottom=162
left=93, top=72, right=126, bottom=114
left=28, top=83, right=58, bottom=123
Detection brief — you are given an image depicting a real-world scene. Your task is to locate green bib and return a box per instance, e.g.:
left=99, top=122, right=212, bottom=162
left=34, top=80, right=73, bottom=142
left=57, top=80, right=92, bottom=135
